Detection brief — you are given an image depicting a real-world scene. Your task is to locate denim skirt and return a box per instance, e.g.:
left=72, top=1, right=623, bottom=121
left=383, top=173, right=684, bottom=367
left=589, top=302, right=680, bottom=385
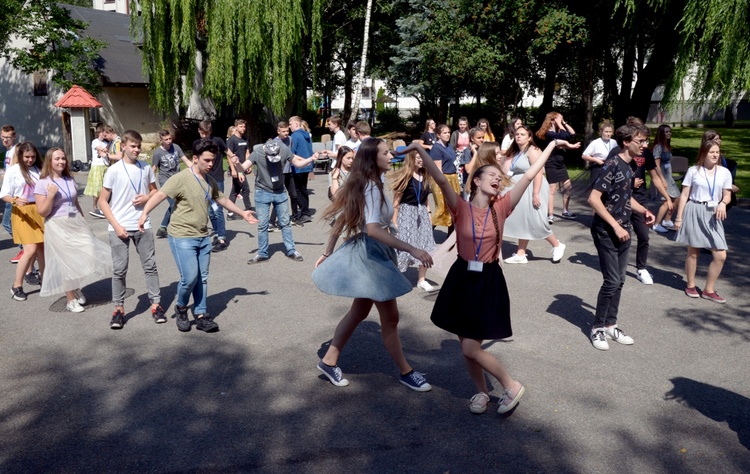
left=312, top=233, right=413, bottom=302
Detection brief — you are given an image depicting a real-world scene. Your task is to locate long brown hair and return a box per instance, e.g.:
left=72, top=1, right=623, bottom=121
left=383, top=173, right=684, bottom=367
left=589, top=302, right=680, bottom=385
left=13, top=142, right=43, bottom=185
left=465, top=142, right=510, bottom=193
left=507, top=125, right=537, bottom=157
left=40, top=147, right=73, bottom=179
left=654, top=124, right=672, bottom=152
left=389, top=150, right=432, bottom=195
left=322, top=138, right=387, bottom=238
left=536, top=112, right=559, bottom=140
left=695, top=140, right=721, bottom=168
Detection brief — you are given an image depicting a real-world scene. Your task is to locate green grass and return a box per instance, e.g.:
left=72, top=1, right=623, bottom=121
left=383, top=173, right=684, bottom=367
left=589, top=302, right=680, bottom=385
left=568, top=127, right=750, bottom=198
left=669, top=127, right=750, bottom=198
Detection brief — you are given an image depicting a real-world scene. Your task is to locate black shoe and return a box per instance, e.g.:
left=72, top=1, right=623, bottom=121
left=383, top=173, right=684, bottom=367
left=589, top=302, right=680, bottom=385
left=11, top=286, right=27, bottom=301
left=156, top=227, right=168, bottom=238
left=227, top=213, right=241, bottom=221
left=175, top=306, right=191, bottom=332
left=212, top=240, right=227, bottom=252
left=110, top=310, right=125, bottom=329
left=268, top=224, right=279, bottom=233
left=24, top=271, right=41, bottom=286
left=196, top=316, right=219, bottom=332
left=152, top=305, right=167, bottom=324
left=297, top=215, right=313, bottom=224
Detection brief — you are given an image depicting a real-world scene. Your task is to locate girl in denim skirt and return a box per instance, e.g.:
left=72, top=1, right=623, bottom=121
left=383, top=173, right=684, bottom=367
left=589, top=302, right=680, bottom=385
left=313, top=138, right=433, bottom=392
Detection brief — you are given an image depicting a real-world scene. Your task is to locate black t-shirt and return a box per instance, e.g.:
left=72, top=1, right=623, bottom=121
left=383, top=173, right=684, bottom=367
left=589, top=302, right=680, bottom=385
left=193, top=136, right=227, bottom=182
left=400, top=176, right=430, bottom=206
left=226, top=135, right=249, bottom=164
left=420, top=131, right=436, bottom=147
left=630, top=148, right=656, bottom=203
left=592, top=154, right=634, bottom=228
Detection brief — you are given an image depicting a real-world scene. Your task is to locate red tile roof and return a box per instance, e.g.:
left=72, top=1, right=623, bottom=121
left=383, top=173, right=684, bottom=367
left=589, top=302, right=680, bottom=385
left=55, top=85, right=103, bottom=108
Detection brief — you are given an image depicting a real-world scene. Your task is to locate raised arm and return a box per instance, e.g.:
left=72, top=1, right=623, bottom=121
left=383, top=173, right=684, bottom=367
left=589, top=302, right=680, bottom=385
left=509, top=140, right=577, bottom=209
left=400, top=143, right=458, bottom=211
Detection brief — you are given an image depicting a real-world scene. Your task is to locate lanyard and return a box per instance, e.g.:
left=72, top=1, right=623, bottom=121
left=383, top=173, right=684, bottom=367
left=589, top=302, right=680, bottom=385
left=190, top=167, right=212, bottom=202
left=412, top=176, right=422, bottom=205
left=122, top=159, right=143, bottom=195
left=469, top=203, right=491, bottom=262
left=511, top=152, right=524, bottom=170
left=52, top=177, right=74, bottom=207
left=702, top=166, right=717, bottom=200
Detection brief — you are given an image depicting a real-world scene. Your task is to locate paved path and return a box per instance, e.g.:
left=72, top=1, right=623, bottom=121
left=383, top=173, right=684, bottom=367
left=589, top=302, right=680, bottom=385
left=1, top=171, right=748, bottom=473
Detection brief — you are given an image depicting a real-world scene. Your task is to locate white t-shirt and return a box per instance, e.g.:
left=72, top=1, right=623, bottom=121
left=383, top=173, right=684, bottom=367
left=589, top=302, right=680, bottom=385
left=0, top=163, right=40, bottom=202
left=363, top=180, right=392, bottom=230
left=683, top=166, right=732, bottom=202
left=102, top=158, right=156, bottom=231
left=500, top=134, right=514, bottom=152
left=4, top=144, right=16, bottom=170
left=332, top=130, right=347, bottom=150
left=91, top=138, right=109, bottom=167
left=344, top=138, right=360, bottom=151
left=582, top=138, right=615, bottom=161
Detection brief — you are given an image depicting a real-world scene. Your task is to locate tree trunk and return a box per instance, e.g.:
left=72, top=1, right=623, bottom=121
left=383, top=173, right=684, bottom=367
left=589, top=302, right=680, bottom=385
left=615, top=41, right=635, bottom=125
left=579, top=49, right=595, bottom=143
left=538, top=58, right=557, bottom=126
left=343, top=57, right=353, bottom=123
left=351, top=0, right=373, bottom=119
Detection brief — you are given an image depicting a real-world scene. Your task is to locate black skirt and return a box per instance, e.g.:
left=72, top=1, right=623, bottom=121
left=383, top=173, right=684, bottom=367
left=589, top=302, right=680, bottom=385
left=430, top=256, right=512, bottom=340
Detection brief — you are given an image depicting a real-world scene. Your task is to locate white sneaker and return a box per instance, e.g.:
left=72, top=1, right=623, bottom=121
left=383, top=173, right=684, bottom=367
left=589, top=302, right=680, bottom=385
left=74, top=289, right=87, bottom=305
left=662, top=220, right=675, bottom=230
left=604, top=325, right=634, bottom=345
left=653, top=224, right=669, bottom=233
left=637, top=269, right=654, bottom=285
left=417, top=280, right=436, bottom=292
left=591, top=329, right=609, bottom=350
left=66, top=299, right=85, bottom=313
left=504, top=253, right=528, bottom=264
left=551, top=242, right=566, bottom=263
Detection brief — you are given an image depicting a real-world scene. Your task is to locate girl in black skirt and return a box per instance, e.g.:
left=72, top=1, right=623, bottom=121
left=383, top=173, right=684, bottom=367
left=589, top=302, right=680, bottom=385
left=404, top=138, right=574, bottom=415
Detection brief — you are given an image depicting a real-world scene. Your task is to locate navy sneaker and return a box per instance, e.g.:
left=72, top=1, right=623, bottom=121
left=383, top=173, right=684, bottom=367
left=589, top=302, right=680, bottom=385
left=317, top=360, right=350, bottom=387
left=110, top=310, right=124, bottom=329
left=195, top=316, right=218, bottom=332
left=175, top=306, right=191, bottom=332
left=399, top=370, right=432, bottom=392
left=152, top=305, right=167, bottom=324
left=24, top=271, right=41, bottom=286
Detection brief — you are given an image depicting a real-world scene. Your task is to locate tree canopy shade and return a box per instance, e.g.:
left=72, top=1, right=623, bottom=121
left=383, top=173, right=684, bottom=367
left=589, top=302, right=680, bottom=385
left=666, top=0, right=750, bottom=109
left=0, top=0, right=105, bottom=94
left=134, top=0, right=323, bottom=115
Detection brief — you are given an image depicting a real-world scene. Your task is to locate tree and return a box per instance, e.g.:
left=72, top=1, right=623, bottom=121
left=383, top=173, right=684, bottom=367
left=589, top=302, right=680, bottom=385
left=1, top=0, right=106, bottom=94
left=350, top=0, right=373, bottom=117
left=134, top=0, right=323, bottom=116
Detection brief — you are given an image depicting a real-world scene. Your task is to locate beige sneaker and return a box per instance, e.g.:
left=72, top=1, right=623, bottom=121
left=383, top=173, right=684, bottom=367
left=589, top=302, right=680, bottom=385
left=469, top=392, right=490, bottom=414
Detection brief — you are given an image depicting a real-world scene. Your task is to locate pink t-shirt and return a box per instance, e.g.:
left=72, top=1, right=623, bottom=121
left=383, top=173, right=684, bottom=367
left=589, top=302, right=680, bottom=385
left=449, top=193, right=512, bottom=263
left=456, top=132, right=470, bottom=153
left=34, top=176, right=80, bottom=219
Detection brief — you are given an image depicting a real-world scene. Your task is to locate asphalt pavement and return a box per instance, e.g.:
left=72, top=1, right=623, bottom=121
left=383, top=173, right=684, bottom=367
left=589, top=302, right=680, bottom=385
left=1, top=170, right=748, bottom=473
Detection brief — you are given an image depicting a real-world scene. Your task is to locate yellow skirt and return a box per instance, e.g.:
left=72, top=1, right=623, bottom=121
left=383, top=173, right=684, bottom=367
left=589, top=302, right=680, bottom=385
left=431, top=173, right=461, bottom=227
left=11, top=203, right=45, bottom=244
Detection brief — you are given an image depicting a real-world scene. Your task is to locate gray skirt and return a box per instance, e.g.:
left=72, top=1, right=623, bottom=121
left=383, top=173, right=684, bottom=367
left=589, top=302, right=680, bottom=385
left=312, top=233, right=413, bottom=302
left=675, top=200, right=728, bottom=250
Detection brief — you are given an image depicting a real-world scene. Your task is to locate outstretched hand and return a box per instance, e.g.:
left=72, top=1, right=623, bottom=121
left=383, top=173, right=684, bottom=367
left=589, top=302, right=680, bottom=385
left=555, top=139, right=581, bottom=150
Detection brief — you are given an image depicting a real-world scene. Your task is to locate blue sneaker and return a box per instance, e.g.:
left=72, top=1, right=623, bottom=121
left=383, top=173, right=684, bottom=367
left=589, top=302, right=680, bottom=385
left=399, top=370, right=432, bottom=392
left=317, top=360, right=349, bottom=387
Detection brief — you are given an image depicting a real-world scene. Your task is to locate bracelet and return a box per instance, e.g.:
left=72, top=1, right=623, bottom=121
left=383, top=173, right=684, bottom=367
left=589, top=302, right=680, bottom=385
left=322, top=253, right=330, bottom=258
left=719, top=201, right=727, bottom=206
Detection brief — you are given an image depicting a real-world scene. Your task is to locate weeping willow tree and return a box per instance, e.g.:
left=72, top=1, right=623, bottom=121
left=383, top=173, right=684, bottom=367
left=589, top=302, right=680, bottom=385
left=133, top=0, right=322, bottom=115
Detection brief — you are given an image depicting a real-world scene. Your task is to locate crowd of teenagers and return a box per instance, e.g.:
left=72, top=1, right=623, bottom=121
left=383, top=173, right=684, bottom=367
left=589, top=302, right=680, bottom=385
left=0, top=114, right=738, bottom=415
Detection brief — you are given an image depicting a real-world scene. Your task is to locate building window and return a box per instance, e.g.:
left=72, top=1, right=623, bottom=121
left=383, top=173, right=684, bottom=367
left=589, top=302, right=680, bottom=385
left=33, top=70, right=48, bottom=96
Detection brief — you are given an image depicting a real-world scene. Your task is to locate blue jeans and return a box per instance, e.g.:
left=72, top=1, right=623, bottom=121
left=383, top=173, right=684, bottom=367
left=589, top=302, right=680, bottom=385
left=3, top=202, right=12, bottom=236
left=255, top=188, right=296, bottom=258
left=160, top=197, right=175, bottom=229
left=168, top=235, right=212, bottom=315
left=208, top=181, right=226, bottom=240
